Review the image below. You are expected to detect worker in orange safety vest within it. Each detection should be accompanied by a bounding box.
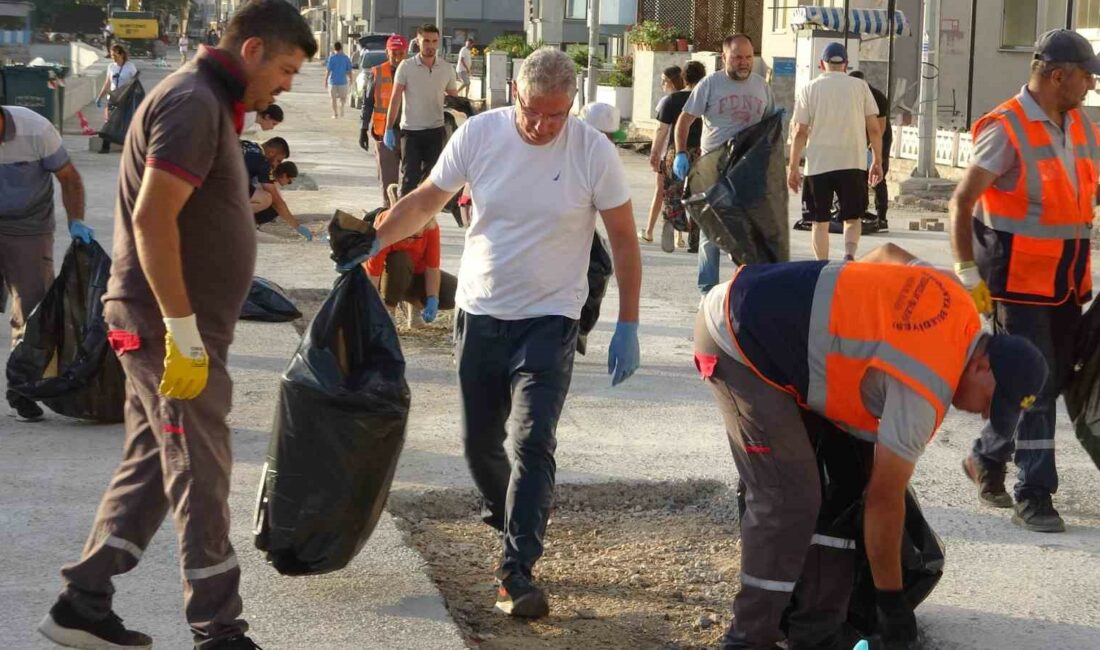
[950,29,1100,534]
[693,243,1047,649]
[359,34,408,207]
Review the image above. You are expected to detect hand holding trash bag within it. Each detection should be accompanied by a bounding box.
[875,589,918,646]
[69,220,95,244]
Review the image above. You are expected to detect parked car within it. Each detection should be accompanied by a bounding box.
[351,50,387,109]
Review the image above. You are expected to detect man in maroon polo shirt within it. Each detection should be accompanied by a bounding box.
[38,3,316,649]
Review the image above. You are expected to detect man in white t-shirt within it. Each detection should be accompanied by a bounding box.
[372,47,642,620]
[788,42,883,261]
[456,37,474,97]
[178,33,190,62]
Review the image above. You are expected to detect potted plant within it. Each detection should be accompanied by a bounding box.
[596,55,633,120]
[627,20,676,52]
[671,31,690,52]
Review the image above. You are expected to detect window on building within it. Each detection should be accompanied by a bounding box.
[1078,0,1100,29]
[1003,0,1038,48]
[566,0,586,20]
[772,2,795,32]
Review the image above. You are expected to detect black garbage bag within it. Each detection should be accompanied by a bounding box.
[684,110,790,265]
[5,240,125,423]
[254,212,410,576]
[240,277,302,322]
[1063,298,1100,473]
[577,233,612,356]
[99,76,145,145]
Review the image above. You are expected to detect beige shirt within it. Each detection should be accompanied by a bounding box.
[792,71,878,176]
[394,54,457,130]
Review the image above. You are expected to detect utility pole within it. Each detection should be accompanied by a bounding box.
[1068,0,1076,28]
[436,0,444,31]
[585,0,601,106]
[913,0,940,179]
[368,0,375,33]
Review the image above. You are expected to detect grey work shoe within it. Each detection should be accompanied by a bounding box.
[38,599,152,649]
[962,455,1013,508]
[1012,493,1066,533]
[661,218,676,253]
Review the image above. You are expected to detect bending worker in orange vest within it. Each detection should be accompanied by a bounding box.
[694,244,1047,649]
[359,34,408,208]
[950,29,1099,533]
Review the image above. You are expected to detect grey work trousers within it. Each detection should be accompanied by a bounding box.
[59,333,247,647]
[0,231,54,347]
[694,311,855,650]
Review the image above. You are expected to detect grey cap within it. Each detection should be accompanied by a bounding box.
[1034,29,1100,74]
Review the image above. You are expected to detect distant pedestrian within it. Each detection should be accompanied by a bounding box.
[0,106,90,422]
[95,44,137,111]
[178,33,190,62]
[325,41,354,118]
[38,2,316,648]
[456,37,474,97]
[849,69,892,231]
[360,34,409,207]
[373,47,641,620]
[384,24,457,197]
[672,34,774,299]
[787,42,883,261]
[640,65,684,246]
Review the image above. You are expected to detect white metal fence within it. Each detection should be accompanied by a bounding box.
[892,126,973,169]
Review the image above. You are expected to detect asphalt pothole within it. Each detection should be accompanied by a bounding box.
[389,480,742,649]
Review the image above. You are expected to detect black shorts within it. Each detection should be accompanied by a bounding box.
[254,207,278,225]
[806,169,868,223]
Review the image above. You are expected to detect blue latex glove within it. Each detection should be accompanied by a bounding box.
[853,642,869,650]
[69,220,95,244]
[296,224,313,241]
[335,239,382,273]
[95,97,103,109]
[608,321,640,387]
[422,295,439,323]
[383,128,398,150]
[672,152,690,181]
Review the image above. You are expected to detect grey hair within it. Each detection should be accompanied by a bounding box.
[1032,59,1078,76]
[516,47,577,98]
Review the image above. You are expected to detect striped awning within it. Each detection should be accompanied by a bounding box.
[791,7,909,37]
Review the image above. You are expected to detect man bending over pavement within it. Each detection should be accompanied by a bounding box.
[364,210,456,326]
[242,137,311,239]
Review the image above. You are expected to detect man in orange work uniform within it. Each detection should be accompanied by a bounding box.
[950,29,1100,533]
[694,244,1047,649]
[359,35,408,208]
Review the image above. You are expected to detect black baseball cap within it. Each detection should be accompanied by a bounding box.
[986,335,1049,437]
[1034,29,1100,74]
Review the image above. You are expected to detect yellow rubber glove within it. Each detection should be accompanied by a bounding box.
[160,314,209,400]
[954,261,993,315]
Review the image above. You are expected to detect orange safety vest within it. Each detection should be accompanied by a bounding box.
[972,96,1099,305]
[370,61,396,139]
[725,261,982,438]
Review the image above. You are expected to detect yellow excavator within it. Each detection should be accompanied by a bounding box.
[108,0,159,56]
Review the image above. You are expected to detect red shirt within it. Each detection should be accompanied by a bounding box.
[365,214,441,275]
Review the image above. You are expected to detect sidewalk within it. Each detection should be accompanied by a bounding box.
[2,59,1099,649]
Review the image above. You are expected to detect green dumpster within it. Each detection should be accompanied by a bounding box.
[2,65,69,133]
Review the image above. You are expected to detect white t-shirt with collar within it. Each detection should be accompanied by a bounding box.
[430,107,631,320]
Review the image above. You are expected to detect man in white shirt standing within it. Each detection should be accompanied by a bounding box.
[373,47,642,620]
[788,42,883,261]
[456,37,474,97]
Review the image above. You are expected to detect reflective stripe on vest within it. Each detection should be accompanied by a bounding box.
[974,98,1098,238]
[370,62,395,138]
[728,262,981,438]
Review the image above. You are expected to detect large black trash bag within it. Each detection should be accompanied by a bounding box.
[254,212,410,576]
[99,76,145,146]
[239,277,302,322]
[1063,298,1100,473]
[577,233,612,356]
[684,110,790,265]
[6,240,125,422]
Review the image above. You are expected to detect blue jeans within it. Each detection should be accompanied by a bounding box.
[972,300,1080,500]
[455,311,578,577]
[697,229,721,294]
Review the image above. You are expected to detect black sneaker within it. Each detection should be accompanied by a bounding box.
[495,572,550,618]
[877,219,889,232]
[201,634,263,649]
[962,455,1013,508]
[38,599,152,649]
[8,391,44,422]
[1013,493,1066,533]
[843,254,855,262]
